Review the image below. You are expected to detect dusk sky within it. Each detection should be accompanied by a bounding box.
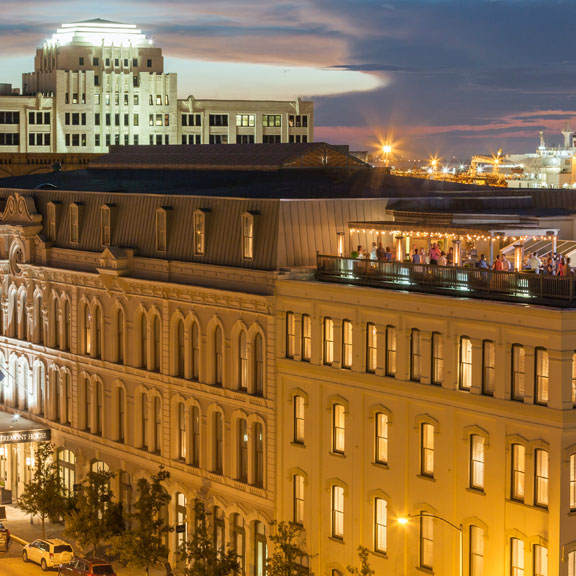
[2,0,576,159]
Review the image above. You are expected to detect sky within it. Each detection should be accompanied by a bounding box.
[2,0,576,159]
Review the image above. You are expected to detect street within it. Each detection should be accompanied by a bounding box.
[0,540,48,576]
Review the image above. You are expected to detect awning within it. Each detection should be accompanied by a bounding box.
[0,410,51,444]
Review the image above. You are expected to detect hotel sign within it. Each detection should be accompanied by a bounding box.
[0,429,51,444]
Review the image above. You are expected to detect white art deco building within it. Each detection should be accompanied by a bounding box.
[0,19,314,153]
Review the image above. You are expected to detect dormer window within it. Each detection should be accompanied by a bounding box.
[194,209,207,256]
[69,203,80,244]
[156,207,168,252]
[242,212,254,260]
[47,201,58,242]
[100,205,111,246]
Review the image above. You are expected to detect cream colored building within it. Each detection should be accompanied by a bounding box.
[0,19,313,154]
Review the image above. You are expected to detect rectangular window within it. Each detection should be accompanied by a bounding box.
[421,423,434,477]
[470,435,485,490]
[374,498,387,553]
[182,113,202,127]
[460,337,473,390]
[209,134,228,144]
[386,326,396,377]
[294,395,305,444]
[375,412,388,465]
[535,348,549,405]
[411,329,421,381]
[236,134,255,144]
[366,323,377,373]
[101,206,111,246]
[470,526,484,576]
[511,444,525,501]
[193,211,205,255]
[209,114,229,127]
[286,312,296,359]
[331,486,344,539]
[420,515,433,569]
[332,404,345,454]
[324,318,334,365]
[156,209,167,252]
[535,449,549,507]
[0,111,19,124]
[288,114,309,128]
[236,114,256,127]
[534,544,548,576]
[571,454,576,510]
[512,345,525,401]
[263,134,281,143]
[242,213,254,259]
[263,114,282,127]
[293,474,304,525]
[155,113,163,126]
[511,538,524,576]
[482,340,495,395]
[431,332,443,385]
[301,315,311,362]
[0,133,19,146]
[338,320,352,369]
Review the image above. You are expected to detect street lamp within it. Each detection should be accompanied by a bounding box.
[382,144,392,167]
[397,512,463,576]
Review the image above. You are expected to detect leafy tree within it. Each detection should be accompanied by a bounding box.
[266,521,312,576]
[180,501,240,576]
[64,468,124,556]
[111,466,173,576]
[346,546,374,576]
[17,442,67,538]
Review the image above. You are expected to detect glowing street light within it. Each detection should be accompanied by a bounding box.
[382,144,393,167]
[397,512,463,576]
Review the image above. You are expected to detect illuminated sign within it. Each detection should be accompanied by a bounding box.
[0,429,51,444]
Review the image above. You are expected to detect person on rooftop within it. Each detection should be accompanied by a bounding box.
[493,254,504,271]
[527,252,541,273]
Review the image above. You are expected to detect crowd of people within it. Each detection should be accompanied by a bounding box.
[353,243,573,276]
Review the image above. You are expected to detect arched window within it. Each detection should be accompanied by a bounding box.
[63,371,72,426]
[152,315,161,372]
[141,392,148,449]
[252,422,264,487]
[34,362,45,415]
[8,289,17,338]
[83,377,91,432]
[52,369,60,421]
[153,396,161,453]
[191,322,200,381]
[238,331,248,391]
[213,411,223,473]
[140,313,148,368]
[176,320,185,377]
[253,333,264,396]
[63,299,71,352]
[117,387,125,443]
[18,292,27,340]
[17,360,28,411]
[238,418,248,482]
[177,402,186,460]
[94,305,102,359]
[53,297,60,349]
[116,308,124,364]
[214,326,223,386]
[175,493,188,549]
[95,380,103,435]
[83,304,91,356]
[191,405,200,467]
[58,449,76,497]
[35,294,43,345]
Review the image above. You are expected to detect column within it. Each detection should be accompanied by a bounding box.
[548,349,574,410]
[514,244,524,272]
[420,331,432,385]
[395,236,404,262]
[332,318,343,370]
[494,341,509,400]
[470,338,483,395]
[397,327,411,381]
[523,346,535,405]
[453,240,462,266]
[376,326,387,377]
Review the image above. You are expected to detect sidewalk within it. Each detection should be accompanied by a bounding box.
[2,504,176,575]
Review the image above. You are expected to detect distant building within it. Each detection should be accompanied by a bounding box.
[0,19,314,154]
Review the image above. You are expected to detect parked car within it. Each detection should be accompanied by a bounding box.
[0,521,9,552]
[58,557,116,576]
[22,537,74,571]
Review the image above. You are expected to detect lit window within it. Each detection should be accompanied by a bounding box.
[252,422,264,487]
[235,114,255,127]
[301,315,311,361]
[293,474,304,524]
[511,538,524,576]
[238,418,248,482]
[375,412,388,465]
[178,402,186,459]
[331,485,344,539]
[470,526,484,576]
[470,434,485,490]
[535,449,549,507]
[286,312,295,359]
[342,320,353,369]
[482,340,495,395]
[193,210,205,255]
[374,498,387,553]
[568,551,576,576]
[420,515,433,569]
[431,332,443,385]
[411,329,421,381]
[535,348,549,405]
[386,325,396,377]
[294,395,305,444]
[512,345,525,401]
[176,320,185,377]
[242,213,254,260]
[421,423,434,477]
[191,323,199,382]
[191,405,200,467]
[511,443,525,501]
[238,330,248,391]
[213,412,223,474]
[534,544,548,576]
[571,454,576,510]
[333,403,345,454]
[366,323,377,373]
[214,326,223,386]
[459,336,473,390]
[253,333,264,396]
[324,318,334,365]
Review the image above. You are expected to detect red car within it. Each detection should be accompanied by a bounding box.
[58,557,116,576]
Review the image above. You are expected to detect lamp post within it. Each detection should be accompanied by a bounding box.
[382,144,392,168]
[397,512,463,576]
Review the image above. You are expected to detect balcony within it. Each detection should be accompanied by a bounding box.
[316,255,576,308]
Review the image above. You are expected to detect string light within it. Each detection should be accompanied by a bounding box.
[348,228,557,242]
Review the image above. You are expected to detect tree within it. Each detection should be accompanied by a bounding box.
[64,468,124,556]
[180,501,240,576]
[346,546,374,576]
[17,442,67,538]
[111,466,173,576]
[266,521,313,576]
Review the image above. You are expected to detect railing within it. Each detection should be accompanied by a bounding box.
[316,255,576,307]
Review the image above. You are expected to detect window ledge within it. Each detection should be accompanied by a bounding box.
[290,442,306,449]
[417,474,436,482]
[466,487,486,496]
[328,536,345,545]
[372,462,389,470]
[331,451,346,459]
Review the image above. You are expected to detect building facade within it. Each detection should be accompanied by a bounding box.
[0,19,313,155]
